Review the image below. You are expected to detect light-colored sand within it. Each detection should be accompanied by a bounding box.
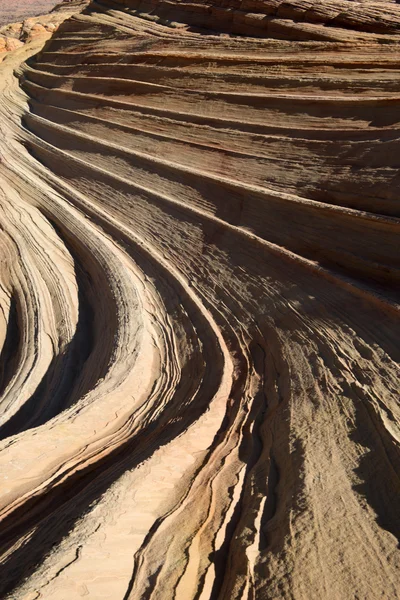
[0,1,399,598]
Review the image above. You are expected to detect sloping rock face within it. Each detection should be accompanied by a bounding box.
[0,1,399,598]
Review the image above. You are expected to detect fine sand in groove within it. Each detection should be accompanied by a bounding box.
[0,1,399,599]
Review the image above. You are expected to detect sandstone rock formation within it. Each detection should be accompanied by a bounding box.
[0,0,88,60]
[0,0,87,27]
[0,1,89,58]
[0,0,399,598]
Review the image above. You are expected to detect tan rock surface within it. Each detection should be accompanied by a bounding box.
[0,1,89,56]
[0,0,399,599]
[0,0,87,27]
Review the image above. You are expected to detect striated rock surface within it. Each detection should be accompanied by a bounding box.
[0,0,399,598]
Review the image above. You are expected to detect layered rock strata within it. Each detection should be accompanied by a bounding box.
[0,0,399,598]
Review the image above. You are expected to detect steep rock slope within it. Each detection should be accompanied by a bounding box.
[0,1,399,598]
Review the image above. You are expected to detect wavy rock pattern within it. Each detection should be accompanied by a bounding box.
[0,0,399,598]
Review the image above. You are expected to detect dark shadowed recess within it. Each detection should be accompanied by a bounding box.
[0,296,21,399]
[0,218,109,441]
[0,201,226,597]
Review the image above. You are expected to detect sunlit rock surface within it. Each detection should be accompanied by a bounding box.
[0,0,75,26]
[0,1,399,598]
[0,1,89,56]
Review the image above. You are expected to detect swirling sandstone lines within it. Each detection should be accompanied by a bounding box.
[0,0,399,598]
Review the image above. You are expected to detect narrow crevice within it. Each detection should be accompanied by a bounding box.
[0,295,21,398]
[259,452,280,550]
